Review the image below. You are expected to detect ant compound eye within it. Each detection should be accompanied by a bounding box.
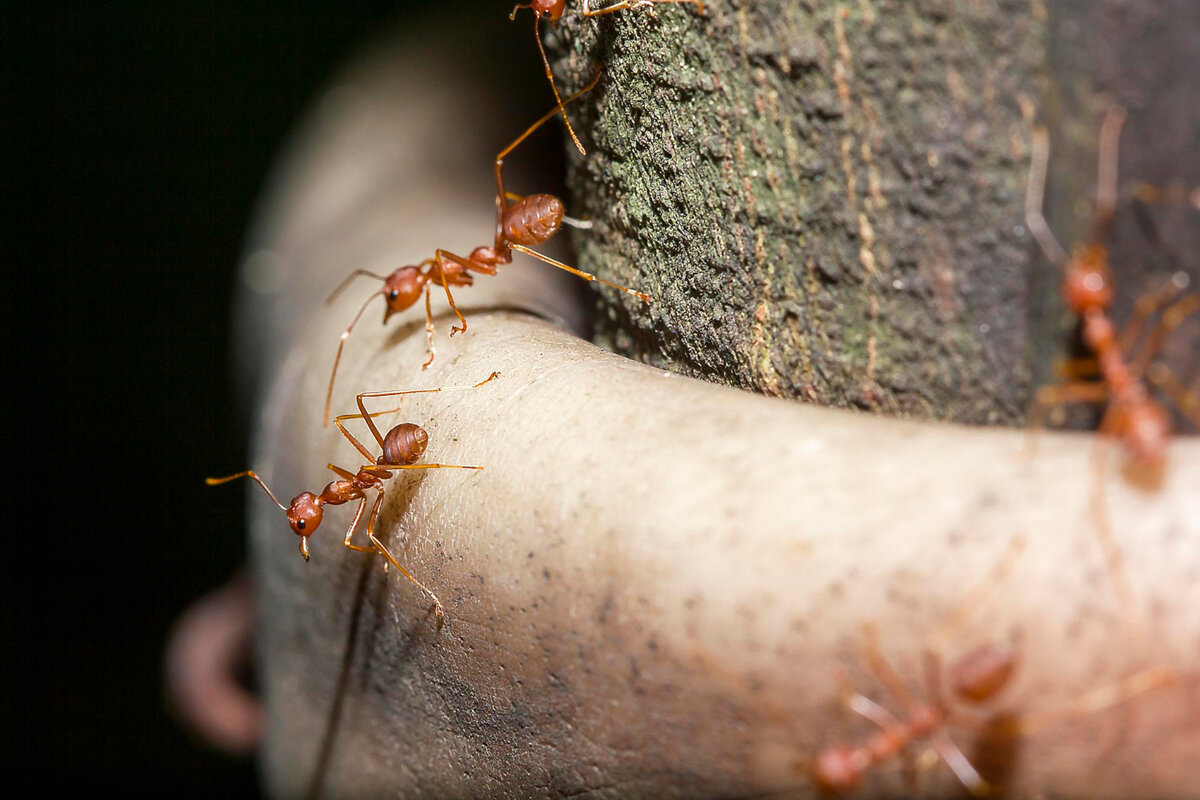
[296,519,306,530]
[388,289,400,301]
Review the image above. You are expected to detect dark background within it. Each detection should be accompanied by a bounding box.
[20,2,547,795]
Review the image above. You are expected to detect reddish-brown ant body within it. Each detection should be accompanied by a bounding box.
[1025,110,1200,604]
[323,73,649,425]
[1026,109,1199,470]
[810,540,1176,795]
[509,0,708,155]
[813,640,1015,796]
[209,373,500,624]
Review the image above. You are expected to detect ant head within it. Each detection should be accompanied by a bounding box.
[1063,244,1113,312]
[382,267,428,320]
[533,0,565,21]
[286,492,324,550]
[382,423,429,466]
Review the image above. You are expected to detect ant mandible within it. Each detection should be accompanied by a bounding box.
[509,0,708,155]
[209,372,500,625]
[322,71,651,426]
[1025,109,1200,602]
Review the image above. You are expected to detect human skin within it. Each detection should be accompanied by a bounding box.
[230,22,1200,800]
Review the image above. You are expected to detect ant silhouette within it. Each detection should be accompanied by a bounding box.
[509,0,708,155]
[209,373,500,624]
[1025,109,1200,604]
[323,72,650,426]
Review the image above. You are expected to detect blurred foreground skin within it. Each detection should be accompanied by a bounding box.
[226,23,1200,800]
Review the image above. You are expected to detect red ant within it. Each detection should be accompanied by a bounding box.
[509,0,708,155]
[811,541,1026,795]
[209,373,500,624]
[810,540,1177,795]
[322,72,650,426]
[1025,109,1200,603]
[812,639,1177,796]
[812,638,1016,796]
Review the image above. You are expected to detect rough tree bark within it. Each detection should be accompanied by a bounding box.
[552,0,1199,422]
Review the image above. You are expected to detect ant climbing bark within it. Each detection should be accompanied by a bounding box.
[1025,109,1200,606]
[209,373,500,625]
[509,0,707,155]
[322,72,650,426]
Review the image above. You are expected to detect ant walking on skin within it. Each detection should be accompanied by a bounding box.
[322,72,650,426]
[509,0,708,155]
[1025,109,1200,604]
[809,540,1177,796]
[209,373,500,624]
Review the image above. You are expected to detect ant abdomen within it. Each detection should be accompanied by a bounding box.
[382,423,429,466]
[504,193,564,245]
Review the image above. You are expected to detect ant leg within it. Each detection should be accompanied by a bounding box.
[432,251,471,335]
[1127,181,1200,211]
[928,731,988,796]
[581,0,707,18]
[1025,126,1070,267]
[324,291,384,428]
[326,463,357,481]
[509,243,652,302]
[527,16,585,156]
[1056,357,1101,380]
[372,463,485,472]
[1026,381,1109,454]
[860,625,918,713]
[1015,666,1177,736]
[362,491,445,624]
[1146,362,1200,426]
[340,496,372,551]
[1118,277,1186,358]
[332,414,384,464]
[1130,291,1200,377]
[1088,410,1135,611]
[1093,108,1127,232]
[926,538,1026,655]
[422,284,436,370]
[351,371,500,436]
[494,71,603,209]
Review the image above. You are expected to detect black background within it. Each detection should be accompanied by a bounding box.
[20,2,546,795]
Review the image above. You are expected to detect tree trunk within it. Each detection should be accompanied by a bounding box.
[552,0,1199,423]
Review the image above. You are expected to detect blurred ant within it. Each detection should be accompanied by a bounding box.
[813,640,1176,796]
[509,0,708,155]
[323,72,650,426]
[810,540,1026,795]
[809,540,1177,795]
[1025,109,1200,603]
[209,373,500,624]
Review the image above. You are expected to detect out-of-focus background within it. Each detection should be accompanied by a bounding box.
[19,2,550,794]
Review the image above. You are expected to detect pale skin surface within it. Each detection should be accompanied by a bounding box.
[232,22,1200,800]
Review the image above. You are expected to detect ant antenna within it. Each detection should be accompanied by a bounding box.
[206,470,287,511]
